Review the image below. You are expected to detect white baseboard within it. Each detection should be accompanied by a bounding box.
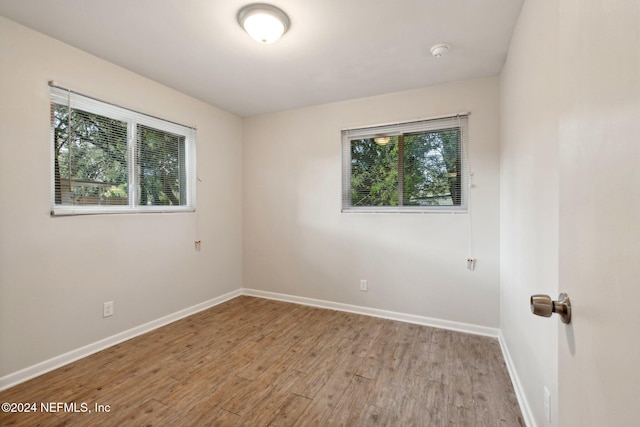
[242,288,499,338]
[0,289,242,392]
[498,330,536,427]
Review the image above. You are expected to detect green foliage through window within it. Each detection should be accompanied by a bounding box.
[137,125,186,206]
[52,104,129,206]
[50,86,195,214]
[342,116,467,211]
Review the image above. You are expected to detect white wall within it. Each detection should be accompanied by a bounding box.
[243,77,501,327]
[500,0,559,425]
[0,17,243,378]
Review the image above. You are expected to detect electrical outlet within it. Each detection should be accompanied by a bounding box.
[360,279,368,291]
[103,301,114,318]
[544,386,551,422]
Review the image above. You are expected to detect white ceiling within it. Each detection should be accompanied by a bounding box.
[0,0,523,117]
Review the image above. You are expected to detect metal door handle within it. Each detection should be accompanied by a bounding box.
[530,293,572,324]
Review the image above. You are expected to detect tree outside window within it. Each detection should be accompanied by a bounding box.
[50,85,195,215]
[342,115,467,212]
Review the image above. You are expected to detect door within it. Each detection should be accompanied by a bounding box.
[558,1,640,425]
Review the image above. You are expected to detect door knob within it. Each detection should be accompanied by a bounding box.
[530,293,571,324]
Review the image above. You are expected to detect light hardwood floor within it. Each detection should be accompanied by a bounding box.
[0,296,524,426]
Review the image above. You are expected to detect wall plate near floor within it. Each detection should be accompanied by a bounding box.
[544,386,551,422]
[103,301,114,318]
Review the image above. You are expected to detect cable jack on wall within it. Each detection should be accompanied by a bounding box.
[467,258,476,271]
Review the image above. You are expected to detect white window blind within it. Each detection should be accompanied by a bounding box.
[50,84,196,215]
[342,114,469,213]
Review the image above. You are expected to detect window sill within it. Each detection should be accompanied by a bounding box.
[50,205,195,216]
[341,206,468,214]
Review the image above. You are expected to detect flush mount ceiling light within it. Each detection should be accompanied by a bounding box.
[238,3,290,44]
[430,43,450,58]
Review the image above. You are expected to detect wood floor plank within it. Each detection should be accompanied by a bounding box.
[357,403,389,426]
[325,374,374,426]
[0,296,523,426]
[365,321,419,408]
[234,368,303,425]
[267,393,313,427]
[287,311,379,403]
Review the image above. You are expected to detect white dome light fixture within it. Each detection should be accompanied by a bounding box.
[238,3,290,44]
[430,43,450,58]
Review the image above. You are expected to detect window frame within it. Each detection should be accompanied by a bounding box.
[49,85,196,216]
[341,114,469,214]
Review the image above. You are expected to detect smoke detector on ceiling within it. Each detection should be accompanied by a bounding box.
[430,43,450,58]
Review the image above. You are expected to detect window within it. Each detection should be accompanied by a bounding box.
[342,114,468,212]
[50,84,196,215]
